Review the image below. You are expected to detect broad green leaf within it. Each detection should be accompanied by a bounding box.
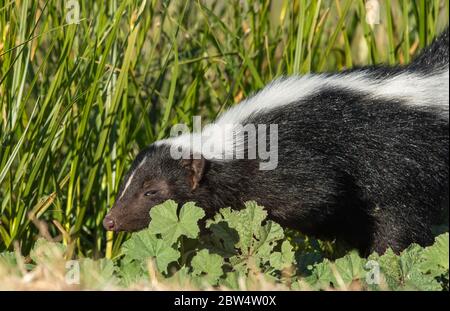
[254,221,287,269]
[207,202,294,275]
[191,249,224,285]
[374,243,443,290]
[148,200,205,244]
[209,203,268,254]
[402,269,441,290]
[377,248,402,290]
[122,229,180,274]
[231,201,268,253]
[304,258,334,289]
[304,251,367,290]
[333,251,366,285]
[269,240,295,270]
[118,259,146,287]
[420,233,449,277]
[397,244,441,290]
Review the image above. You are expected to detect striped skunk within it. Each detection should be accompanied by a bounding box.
[104,27,449,255]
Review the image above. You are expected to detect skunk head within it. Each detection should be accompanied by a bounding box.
[102,144,206,232]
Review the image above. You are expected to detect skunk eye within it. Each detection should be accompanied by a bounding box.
[144,190,159,196]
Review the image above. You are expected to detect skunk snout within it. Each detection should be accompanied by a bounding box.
[103,214,117,231]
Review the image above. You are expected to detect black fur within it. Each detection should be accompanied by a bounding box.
[407,27,449,73]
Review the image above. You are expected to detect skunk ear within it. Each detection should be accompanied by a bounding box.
[181,155,206,190]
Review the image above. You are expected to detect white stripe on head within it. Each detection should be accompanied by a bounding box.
[118,156,147,200]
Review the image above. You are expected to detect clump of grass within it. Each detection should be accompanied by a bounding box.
[0,0,448,259]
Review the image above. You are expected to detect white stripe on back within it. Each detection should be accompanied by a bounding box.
[156,67,449,159]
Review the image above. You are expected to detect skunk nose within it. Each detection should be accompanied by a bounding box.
[103,215,116,231]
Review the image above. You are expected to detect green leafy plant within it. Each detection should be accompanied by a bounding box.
[0,200,448,290]
[301,233,449,291]
[118,200,296,288]
[116,201,449,290]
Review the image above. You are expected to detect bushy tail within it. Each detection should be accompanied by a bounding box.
[408,26,449,73]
